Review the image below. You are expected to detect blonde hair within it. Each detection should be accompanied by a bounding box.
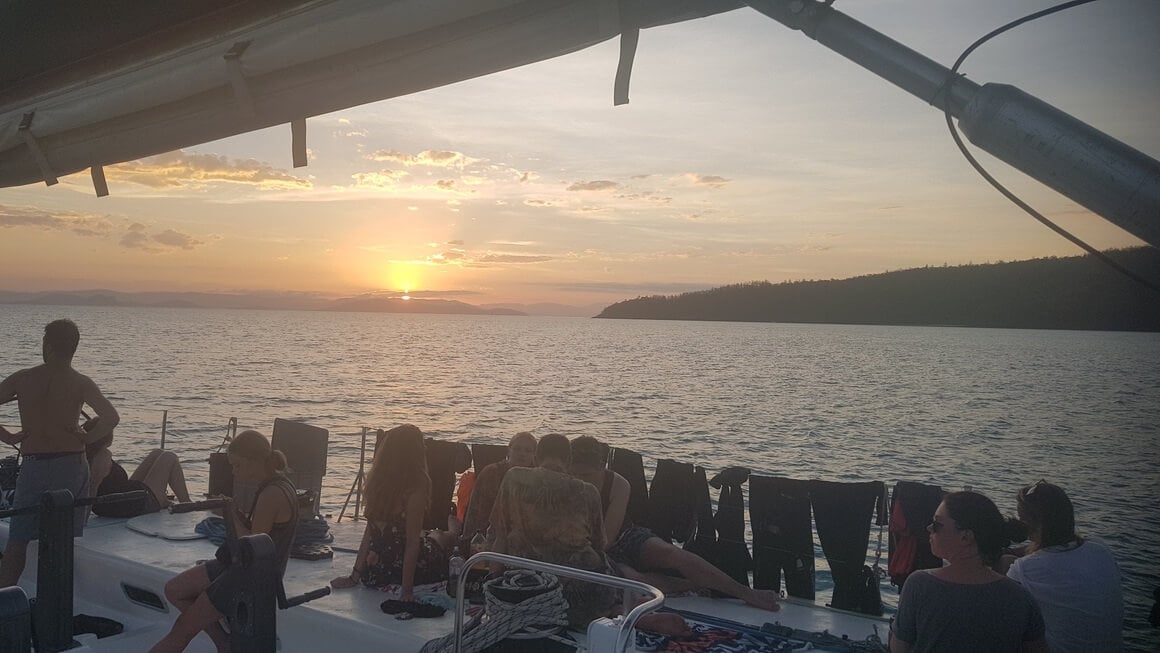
[228,430,288,476]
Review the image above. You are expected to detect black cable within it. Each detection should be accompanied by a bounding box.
[943,0,1160,294]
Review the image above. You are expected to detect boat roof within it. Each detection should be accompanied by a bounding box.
[0,0,742,190]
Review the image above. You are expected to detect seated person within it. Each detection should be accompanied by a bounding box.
[331,424,452,599]
[460,431,536,544]
[890,491,1046,653]
[89,447,192,517]
[1006,480,1123,652]
[569,436,779,612]
[151,430,298,653]
[489,434,688,636]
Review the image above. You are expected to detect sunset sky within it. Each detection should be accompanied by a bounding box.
[1,0,1157,307]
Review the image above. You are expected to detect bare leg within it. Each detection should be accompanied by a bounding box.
[164,564,211,614]
[637,538,780,611]
[0,540,28,588]
[149,590,228,653]
[89,447,113,497]
[616,563,698,594]
[135,450,191,506]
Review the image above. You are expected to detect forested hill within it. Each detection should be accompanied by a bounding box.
[596,248,1160,331]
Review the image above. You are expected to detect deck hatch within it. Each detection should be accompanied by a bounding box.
[121,583,167,612]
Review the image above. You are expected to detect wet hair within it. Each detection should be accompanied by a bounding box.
[228,430,287,476]
[1017,480,1077,551]
[570,436,607,469]
[535,433,571,466]
[365,424,430,521]
[44,319,80,358]
[942,490,1015,564]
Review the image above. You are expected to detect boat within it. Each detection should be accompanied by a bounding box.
[0,423,895,652]
[2,0,1156,650]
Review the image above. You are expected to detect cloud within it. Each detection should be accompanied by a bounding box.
[0,204,115,237]
[350,169,409,189]
[566,180,620,192]
[475,254,553,264]
[367,149,479,168]
[687,173,730,188]
[118,224,207,253]
[107,150,311,190]
[523,199,555,207]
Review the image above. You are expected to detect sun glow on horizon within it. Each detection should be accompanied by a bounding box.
[383,262,423,296]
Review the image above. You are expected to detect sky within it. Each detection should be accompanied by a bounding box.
[0,0,1157,307]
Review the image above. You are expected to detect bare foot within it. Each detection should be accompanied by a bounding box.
[636,613,691,637]
[742,588,781,611]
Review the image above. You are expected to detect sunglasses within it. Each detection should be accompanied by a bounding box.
[1019,479,1049,501]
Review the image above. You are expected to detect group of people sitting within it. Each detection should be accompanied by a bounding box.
[889,481,1123,652]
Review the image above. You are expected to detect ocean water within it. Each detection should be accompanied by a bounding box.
[1,304,1157,648]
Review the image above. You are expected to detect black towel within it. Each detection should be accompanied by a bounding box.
[706,466,752,588]
[749,475,815,599]
[646,459,697,543]
[609,447,650,529]
[424,439,472,530]
[808,479,886,613]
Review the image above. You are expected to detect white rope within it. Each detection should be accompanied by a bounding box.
[421,570,570,653]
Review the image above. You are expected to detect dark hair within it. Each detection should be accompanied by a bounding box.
[365,424,430,521]
[228,430,288,476]
[535,433,571,465]
[44,319,80,358]
[943,490,1013,564]
[1017,480,1076,550]
[570,436,607,468]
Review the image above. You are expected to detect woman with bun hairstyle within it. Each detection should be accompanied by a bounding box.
[890,491,1047,653]
[151,430,298,653]
[1007,480,1123,652]
[330,424,449,600]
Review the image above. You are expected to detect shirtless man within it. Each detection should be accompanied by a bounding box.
[0,319,119,587]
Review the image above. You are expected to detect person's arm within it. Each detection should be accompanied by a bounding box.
[331,523,373,589]
[586,486,607,553]
[0,425,26,446]
[603,473,630,545]
[236,483,290,537]
[462,465,498,545]
[78,377,119,444]
[1021,639,1049,653]
[400,490,427,601]
[488,479,510,574]
[0,371,18,404]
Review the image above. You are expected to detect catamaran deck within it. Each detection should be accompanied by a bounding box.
[3,512,889,651]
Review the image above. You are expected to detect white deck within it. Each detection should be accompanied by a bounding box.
[2,513,888,651]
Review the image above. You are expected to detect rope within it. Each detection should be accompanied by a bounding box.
[420,570,570,653]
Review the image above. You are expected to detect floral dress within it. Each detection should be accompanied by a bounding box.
[361,512,449,589]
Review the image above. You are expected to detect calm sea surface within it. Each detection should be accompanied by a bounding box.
[1,304,1157,648]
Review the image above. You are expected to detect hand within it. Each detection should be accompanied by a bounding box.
[330,575,358,589]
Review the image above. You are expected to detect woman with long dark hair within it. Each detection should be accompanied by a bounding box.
[890,491,1047,653]
[151,430,298,653]
[330,424,449,600]
[1007,480,1123,652]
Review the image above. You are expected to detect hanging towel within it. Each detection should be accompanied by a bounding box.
[424,439,471,530]
[470,443,508,474]
[888,481,944,588]
[706,466,752,588]
[808,479,886,613]
[749,475,815,600]
[683,466,717,561]
[609,447,650,529]
[646,459,697,543]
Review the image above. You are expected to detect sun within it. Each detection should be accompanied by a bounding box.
[384,262,422,296]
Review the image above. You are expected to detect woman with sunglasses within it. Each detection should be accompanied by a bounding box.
[1006,480,1123,652]
[890,491,1047,653]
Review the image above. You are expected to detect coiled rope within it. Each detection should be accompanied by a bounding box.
[420,569,570,653]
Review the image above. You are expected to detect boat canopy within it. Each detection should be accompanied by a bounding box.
[0,0,742,192]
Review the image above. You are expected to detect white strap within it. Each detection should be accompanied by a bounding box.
[18,112,58,186]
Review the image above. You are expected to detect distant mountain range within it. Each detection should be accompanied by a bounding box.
[597,247,1160,332]
[0,289,545,316]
